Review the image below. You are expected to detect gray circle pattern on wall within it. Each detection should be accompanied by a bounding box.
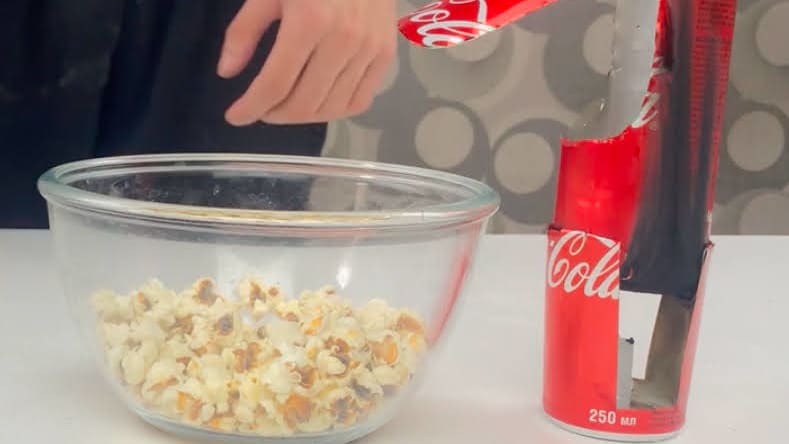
[378,98,491,180]
[322,0,789,234]
[487,119,568,226]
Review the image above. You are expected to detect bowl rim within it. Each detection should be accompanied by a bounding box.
[37,153,500,233]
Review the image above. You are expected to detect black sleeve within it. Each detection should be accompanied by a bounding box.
[0,0,326,228]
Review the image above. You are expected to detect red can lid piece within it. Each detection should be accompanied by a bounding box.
[399,0,560,48]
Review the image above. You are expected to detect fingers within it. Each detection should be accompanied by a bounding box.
[345,41,396,116]
[261,22,364,123]
[225,4,328,126]
[221,0,398,126]
[308,34,395,122]
[218,0,281,78]
[310,50,372,121]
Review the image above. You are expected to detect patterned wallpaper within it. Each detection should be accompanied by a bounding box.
[321,0,789,235]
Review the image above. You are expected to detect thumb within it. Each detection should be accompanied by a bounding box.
[218,0,282,78]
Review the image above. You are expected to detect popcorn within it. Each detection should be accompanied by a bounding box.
[158,386,180,415]
[372,365,401,387]
[206,415,237,431]
[235,403,255,425]
[130,318,166,345]
[325,387,358,426]
[199,404,216,423]
[297,409,334,434]
[265,320,304,349]
[358,299,397,333]
[301,314,324,336]
[350,367,384,401]
[238,278,283,308]
[102,323,129,348]
[316,350,347,377]
[106,344,128,377]
[369,333,400,366]
[132,291,153,314]
[188,317,212,350]
[193,278,221,305]
[145,358,181,387]
[261,361,299,395]
[121,349,146,385]
[275,300,301,322]
[91,290,123,321]
[92,277,427,437]
[179,378,204,403]
[282,393,313,427]
[396,311,426,336]
[256,407,292,436]
[239,373,265,405]
[211,311,239,347]
[138,340,160,369]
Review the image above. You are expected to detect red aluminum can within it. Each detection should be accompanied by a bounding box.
[398,0,560,48]
[399,0,737,440]
[543,228,713,440]
[544,0,735,440]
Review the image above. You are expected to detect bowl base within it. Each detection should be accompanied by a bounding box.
[134,406,389,444]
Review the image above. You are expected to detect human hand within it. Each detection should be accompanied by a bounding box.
[218,0,398,126]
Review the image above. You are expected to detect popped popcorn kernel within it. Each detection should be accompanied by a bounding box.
[325,337,351,356]
[90,276,428,437]
[372,365,400,387]
[106,344,128,377]
[283,393,312,427]
[302,315,323,336]
[317,350,347,376]
[396,311,426,336]
[239,278,266,305]
[138,340,160,369]
[261,360,298,395]
[92,289,123,322]
[232,342,261,373]
[130,318,166,345]
[193,278,220,305]
[325,387,357,426]
[239,374,264,404]
[206,414,236,431]
[370,335,399,366]
[133,292,152,314]
[102,323,129,348]
[199,404,216,423]
[121,349,146,385]
[350,368,383,400]
[145,358,181,386]
[295,365,317,390]
[275,300,301,322]
[406,332,427,353]
[235,403,255,425]
[358,299,397,332]
[297,409,334,433]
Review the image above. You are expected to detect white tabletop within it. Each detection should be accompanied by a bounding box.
[0,231,786,444]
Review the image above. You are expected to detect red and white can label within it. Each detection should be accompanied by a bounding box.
[543,228,712,436]
[398,0,559,48]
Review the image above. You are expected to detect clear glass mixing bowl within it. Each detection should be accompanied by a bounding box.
[38,154,499,444]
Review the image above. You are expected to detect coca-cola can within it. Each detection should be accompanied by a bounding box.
[543,228,713,441]
[399,0,737,440]
[544,0,736,439]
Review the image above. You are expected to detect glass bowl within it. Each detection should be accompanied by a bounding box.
[38,154,499,444]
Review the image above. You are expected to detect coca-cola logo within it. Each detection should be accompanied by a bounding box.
[547,231,620,299]
[406,0,495,48]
